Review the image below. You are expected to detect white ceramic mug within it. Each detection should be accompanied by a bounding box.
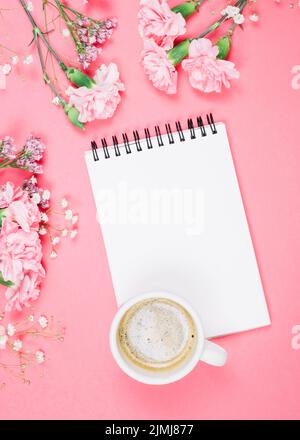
[110,292,227,385]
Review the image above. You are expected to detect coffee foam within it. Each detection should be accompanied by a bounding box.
[117,298,197,371]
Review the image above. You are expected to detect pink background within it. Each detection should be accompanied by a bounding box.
[0,0,300,420]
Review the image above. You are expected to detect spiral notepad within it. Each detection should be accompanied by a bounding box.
[85,115,270,338]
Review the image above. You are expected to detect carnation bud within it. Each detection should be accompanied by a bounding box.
[167,39,190,66]
[66,67,95,88]
[64,105,85,129]
[172,1,199,18]
[216,35,231,60]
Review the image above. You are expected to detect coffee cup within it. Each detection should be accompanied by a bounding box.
[110,292,227,385]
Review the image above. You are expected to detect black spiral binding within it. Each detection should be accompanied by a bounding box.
[91,113,217,161]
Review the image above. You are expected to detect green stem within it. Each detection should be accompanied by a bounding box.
[0,44,18,54]
[54,0,81,48]
[193,0,246,40]
[19,0,67,71]
[61,3,82,17]
[34,34,66,107]
[0,150,23,168]
[60,3,104,24]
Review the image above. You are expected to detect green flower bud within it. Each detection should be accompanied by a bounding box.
[172,1,199,18]
[167,39,190,66]
[216,35,231,60]
[66,67,95,88]
[65,105,85,130]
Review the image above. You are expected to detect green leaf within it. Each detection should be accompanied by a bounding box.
[0,272,14,288]
[216,35,231,60]
[0,208,6,229]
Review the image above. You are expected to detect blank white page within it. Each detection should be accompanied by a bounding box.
[85,122,270,338]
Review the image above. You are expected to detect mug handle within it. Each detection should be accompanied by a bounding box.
[200,340,227,367]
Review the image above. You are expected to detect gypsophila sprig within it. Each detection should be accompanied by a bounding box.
[22,177,79,259]
[0,310,65,386]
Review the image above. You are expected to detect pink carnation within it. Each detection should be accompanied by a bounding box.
[138,0,186,50]
[5,271,43,312]
[141,39,177,94]
[66,63,125,123]
[0,182,24,209]
[0,218,45,286]
[0,182,40,232]
[182,38,240,93]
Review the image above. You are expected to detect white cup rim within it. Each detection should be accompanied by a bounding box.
[109,291,205,385]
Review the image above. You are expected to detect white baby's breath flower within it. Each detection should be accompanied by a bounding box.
[221,5,240,18]
[89,36,96,44]
[27,1,34,11]
[50,250,58,259]
[38,316,48,329]
[36,350,45,364]
[2,64,12,75]
[71,215,78,225]
[0,334,8,350]
[51,236,60,245]
[43,189,51,200]
[30,175,37,184]
[40,213,48,223]
[70,229,78,239]
[62,28,70,37]
[7,323,16,337]
[39,226,47,236]
[13,340,23,352]
[52,96,60,105]
[249,13,259,22]
[234,14,245,25]
[61,228,68,237]
[28,315,34,322]
[32,192,41,204]
[60,198,68,208]
[65,209,73,220]
[23,55,34,65]
[11,55,19,65]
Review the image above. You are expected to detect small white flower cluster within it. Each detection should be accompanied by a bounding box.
[39,197,79,259]
[3,315,48,357]
[33,189,50,205]
[221,5,245,25]
[26,1,33,12]
[36,350,45,364]
[1,54,34,80]
[249,13,259,23]
[62,28,71,38]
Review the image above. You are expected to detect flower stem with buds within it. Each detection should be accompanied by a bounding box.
[54,0,81,49]
[168,0,247,65]
[19,0,86,129]
[193,0,247,40]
